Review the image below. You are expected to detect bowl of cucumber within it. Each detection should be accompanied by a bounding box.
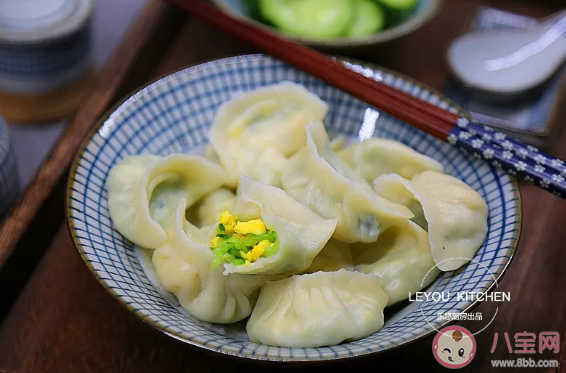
[212,0,442,50]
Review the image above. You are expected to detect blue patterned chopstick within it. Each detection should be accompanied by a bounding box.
[450,117,566,197]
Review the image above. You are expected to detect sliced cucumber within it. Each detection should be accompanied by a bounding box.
[376,0,418,26]
[258,0,354,39]
[243,0,262,21]
[377,0,418,11]
[347,0,385,38]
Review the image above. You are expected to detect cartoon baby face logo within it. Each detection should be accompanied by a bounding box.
[433,326,476,369]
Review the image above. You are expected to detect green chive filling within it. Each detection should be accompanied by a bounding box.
[209,212,279,269]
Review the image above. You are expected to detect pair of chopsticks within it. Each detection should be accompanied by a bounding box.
[166,0,566,199]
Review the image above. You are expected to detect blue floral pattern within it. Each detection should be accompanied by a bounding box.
[450,117,566,197]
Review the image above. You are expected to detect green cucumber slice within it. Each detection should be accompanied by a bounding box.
[243,0,262,20]
[376,0,418,26]
[258,0,354,39]
[347,0,385,38]
[377,0,418,11]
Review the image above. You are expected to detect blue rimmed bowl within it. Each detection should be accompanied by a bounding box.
[0,115,19,218]
[66,55,521,363]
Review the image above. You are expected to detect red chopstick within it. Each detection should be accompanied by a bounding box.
[164,0,566,199]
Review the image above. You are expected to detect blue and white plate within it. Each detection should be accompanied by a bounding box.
[66,55,521,362]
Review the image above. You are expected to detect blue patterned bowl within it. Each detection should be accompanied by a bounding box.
[0,115,19,218]
[66,55,521,362]
[212,0,442,50]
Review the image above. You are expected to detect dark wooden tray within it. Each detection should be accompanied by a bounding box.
[1,0,566,371]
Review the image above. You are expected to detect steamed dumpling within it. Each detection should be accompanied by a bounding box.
[338,138,443,183]
[352,221,440,306]
[106,154,225,248]
[373,171,488,271]
[203,143,220,163]
[187,188,236,227]
[281,121,413,243]
[373,174,427,229]
[209,82,328,187]
[246,270,389,348]
[243,147,289,188]
[152,201,267,324]
[305,239,353,273]
[216,176,337,275]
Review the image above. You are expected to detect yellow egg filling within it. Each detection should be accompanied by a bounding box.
[209,211,278,269]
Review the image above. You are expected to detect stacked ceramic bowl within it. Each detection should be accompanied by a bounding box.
[0,0,94,123]
[0,115,18,218]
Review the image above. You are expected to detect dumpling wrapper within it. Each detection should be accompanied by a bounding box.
[187,188,236,228]
[106,154,225,249]
[338,137,443,183]
[352,221,440,306]
[209,82,328,187]
[243,147,289,188]
[281,121,413,243]
[305,239,353,274]
[373,174,427,229]
[224,176,337,275]
[246,269,389,348]
[152,201,268,324]
[373,171,489,271]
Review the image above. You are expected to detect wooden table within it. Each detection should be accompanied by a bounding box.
[1,0,566,371]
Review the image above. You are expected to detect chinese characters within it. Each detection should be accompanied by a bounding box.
[491,332,559,354]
